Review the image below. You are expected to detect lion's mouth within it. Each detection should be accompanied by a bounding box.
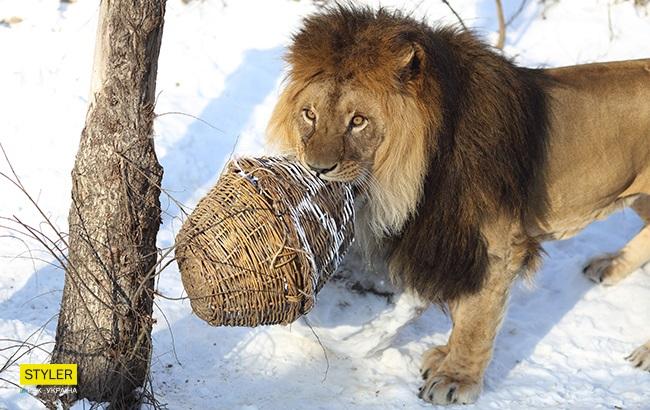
[318,173,351,182]
[316,166,367,186]
[301,162,356,184]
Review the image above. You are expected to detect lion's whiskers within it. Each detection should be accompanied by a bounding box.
[354,168,383,198]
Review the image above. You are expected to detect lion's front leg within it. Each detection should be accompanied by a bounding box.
[419,259,517,405]
[627,340,650,371]
[420,344,449,380]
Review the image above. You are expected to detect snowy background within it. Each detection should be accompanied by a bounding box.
[1,0,649,409]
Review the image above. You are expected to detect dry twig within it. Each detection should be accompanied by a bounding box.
[495,0,506,49]
[441,0,468,31]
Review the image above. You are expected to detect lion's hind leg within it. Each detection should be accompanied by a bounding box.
[582,195,650,372]
[627,340,650,371]
[583,195,650,285]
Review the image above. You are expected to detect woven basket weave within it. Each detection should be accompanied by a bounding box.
[175,157,355,327]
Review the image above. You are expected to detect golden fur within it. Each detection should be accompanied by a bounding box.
[267,60,434,238]
[266,5,650,406]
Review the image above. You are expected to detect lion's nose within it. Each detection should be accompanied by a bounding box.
[306,163,337,175]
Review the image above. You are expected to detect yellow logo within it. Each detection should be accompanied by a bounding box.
[19,364,77,386]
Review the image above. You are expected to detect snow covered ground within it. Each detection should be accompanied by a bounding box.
[1,0,649,409]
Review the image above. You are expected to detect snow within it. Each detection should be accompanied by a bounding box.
[1,0,649,409]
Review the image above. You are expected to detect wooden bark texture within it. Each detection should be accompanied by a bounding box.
[48,0,166,406]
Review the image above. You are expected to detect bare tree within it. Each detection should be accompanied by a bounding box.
[44,0,166,408]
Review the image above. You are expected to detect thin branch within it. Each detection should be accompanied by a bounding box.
[495,0,506,49]
[155,111,224,134]
[506,0,529,26]
[116,150,192,218]
[441,0,467,31]
[607,2,615,42]
[152,298,181,365]
[303,317,330,383]
[0,144,69,250]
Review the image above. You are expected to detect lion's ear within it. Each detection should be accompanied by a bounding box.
[398,43,425,84]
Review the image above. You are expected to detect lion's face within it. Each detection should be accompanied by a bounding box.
[266,10,437,236]
[267,73,432,236]
[283,80,386,183]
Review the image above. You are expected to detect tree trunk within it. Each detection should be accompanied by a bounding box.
[46,0,166,407]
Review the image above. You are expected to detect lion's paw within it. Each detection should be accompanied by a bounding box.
[583,253,629,286]
[626,342,650,372]
[418,372,481,405]
[420,345,449,380]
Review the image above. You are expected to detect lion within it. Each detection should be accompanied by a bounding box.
[265,5,650,405]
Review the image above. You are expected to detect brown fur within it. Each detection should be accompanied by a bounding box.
[268,5,549,303]
[267,4,650,406]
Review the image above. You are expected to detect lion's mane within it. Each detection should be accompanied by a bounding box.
[270,5,551,302]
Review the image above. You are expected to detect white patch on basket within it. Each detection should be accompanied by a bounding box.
[281,160,356,296]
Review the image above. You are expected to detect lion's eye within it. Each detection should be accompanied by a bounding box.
[350,115,367,128]
[302,108,317,123]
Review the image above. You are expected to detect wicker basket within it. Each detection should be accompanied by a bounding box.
[175,157,355,327]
